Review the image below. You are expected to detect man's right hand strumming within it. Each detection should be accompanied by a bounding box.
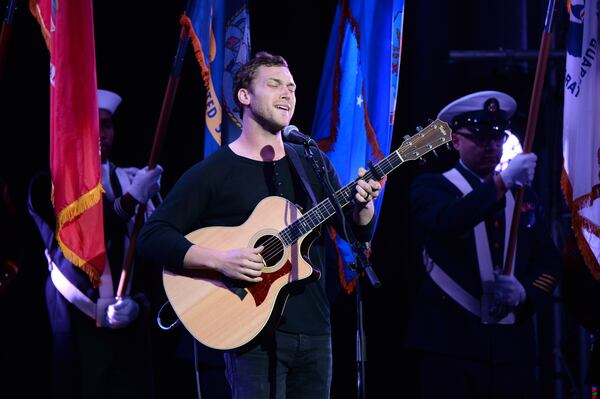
[184,245,265,282]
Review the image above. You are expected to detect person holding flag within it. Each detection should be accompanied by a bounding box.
[29,0,163,396]
[404,91,560,398]
[28,89,163,399]
[138,51,381,398]
[560,0,600,391]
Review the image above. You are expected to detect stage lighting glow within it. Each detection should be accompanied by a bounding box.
[495,130,523,172]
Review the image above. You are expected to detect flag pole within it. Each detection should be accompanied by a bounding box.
[503,0,557,275]
[116,15,191,297]
[0,0,18,81]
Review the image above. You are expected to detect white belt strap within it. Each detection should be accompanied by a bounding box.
[423,251,513,324]
[423,251,480,317]
[47,250,96,320]
[46,250,115,325]
[502,193,515,275]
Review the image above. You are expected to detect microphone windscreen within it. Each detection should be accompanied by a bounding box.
[282,125,299,139]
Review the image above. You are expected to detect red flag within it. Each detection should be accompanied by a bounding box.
[30,0,105,286]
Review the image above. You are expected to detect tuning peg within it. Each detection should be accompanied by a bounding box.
[419,157,427,165]
[432,149,439,157]
[446,143,452,150]
[427,118,434,124]
[415,126,423,132]
[403,134,411,141]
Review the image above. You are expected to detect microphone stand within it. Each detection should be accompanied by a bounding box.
[350,233,380,399]
[303,142,381,399]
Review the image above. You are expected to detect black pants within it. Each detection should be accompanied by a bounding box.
[224,330,332,399]
[416,352,537,399]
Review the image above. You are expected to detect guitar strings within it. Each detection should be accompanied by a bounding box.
[258,196,339,263]
[259,207,325,262]
[260,238,284,263]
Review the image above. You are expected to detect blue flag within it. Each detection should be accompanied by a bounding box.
[312,0,405,292]
[182,0,251,156]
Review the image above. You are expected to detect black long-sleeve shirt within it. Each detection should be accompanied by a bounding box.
[138,144,374,335]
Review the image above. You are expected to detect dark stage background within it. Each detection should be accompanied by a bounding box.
[1,0,592,398]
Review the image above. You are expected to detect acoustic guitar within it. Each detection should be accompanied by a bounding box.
[163,119,452,350]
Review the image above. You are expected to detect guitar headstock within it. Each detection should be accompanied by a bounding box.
[397,119,452,162]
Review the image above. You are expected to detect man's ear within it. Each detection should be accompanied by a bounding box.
[238,88,250,106]
[451,134,461,151]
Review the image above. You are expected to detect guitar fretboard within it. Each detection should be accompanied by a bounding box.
[278,120,451,246]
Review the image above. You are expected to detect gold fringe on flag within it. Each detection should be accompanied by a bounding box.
[54,181,105,287]
[561,167,600,280]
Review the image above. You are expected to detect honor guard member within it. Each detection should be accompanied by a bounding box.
[28,89,163,399]
[404,91,559,398]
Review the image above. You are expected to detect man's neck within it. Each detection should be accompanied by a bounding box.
[458,159,493,182]
[229,118,286,162]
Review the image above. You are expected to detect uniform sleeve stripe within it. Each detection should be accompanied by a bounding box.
[539,274,557,283]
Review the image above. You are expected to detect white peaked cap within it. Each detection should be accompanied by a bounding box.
[437,90,516,124]
[97,89,122,114]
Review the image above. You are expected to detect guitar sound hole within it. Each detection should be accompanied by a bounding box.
[254,235,284,267]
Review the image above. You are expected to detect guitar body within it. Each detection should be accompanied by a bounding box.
[163,196,318,350]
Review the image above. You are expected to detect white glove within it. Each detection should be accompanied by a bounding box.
[128,165,163,203]
[493,274,526,307]
[499,153,537,189]
[105,296,139,329]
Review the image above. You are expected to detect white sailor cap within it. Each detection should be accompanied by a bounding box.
[97,89,122,114]
[437,90,517,136]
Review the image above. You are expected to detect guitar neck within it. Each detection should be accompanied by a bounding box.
[278,119,452,247]
[277,146,406,247]
[279,150,404,246]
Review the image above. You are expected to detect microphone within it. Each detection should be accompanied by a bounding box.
[282,125,317,146]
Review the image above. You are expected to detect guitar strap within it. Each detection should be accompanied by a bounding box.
[284,142,318,208]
